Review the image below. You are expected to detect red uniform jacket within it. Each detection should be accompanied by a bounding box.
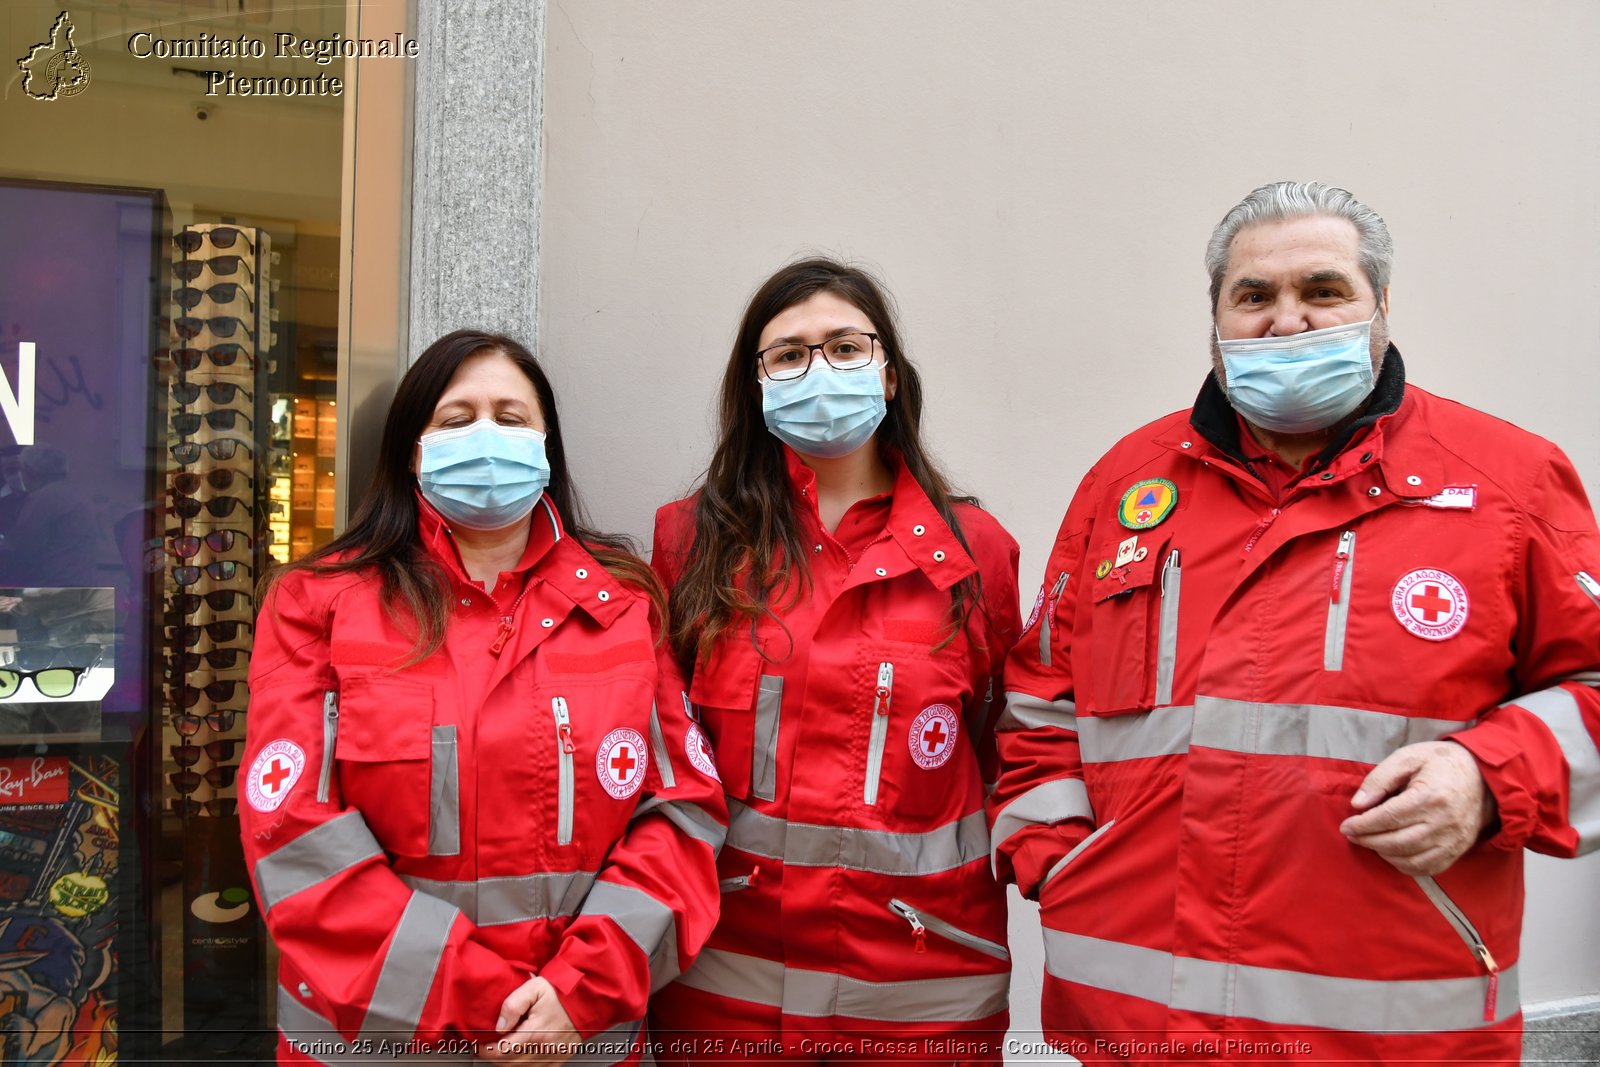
[991,354,1600,1064]
[650,451,1021,1057]
[241,498,726,1064]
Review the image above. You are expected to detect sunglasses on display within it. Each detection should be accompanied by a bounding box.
[172,739,239,767]
[170,530,247,558]
[172,709,239,736]
[172,381,252,407]
[4,643,104,672]
[172,470,252,496]
[174,283,254,311]
[167,796,239,817]
[170,494,250,521]
[172,680,247,708]
[170,590,247,617]
[172,409,253,435]
[167,621,251,647]
[174,228,255,255]
[0,664,97,700]
[169,765,239,793]
[174,315,252,341]
[171,438,251,464]
[170,648,243,672]
[171,560,247,586]
[173,256,254,283]
[170,344,251,371]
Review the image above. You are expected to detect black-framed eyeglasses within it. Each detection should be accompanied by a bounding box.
[170,344,251,372]
[170,648,244,673]
[166,621,252,647]
[172,470,252,496]
[756,332,881,382]
[172,560,247,586]
[170,766,239,794]
[172,708,239,736]
[168,796,238,817]
[173,256,254,282]
[175,283,255,311]
[172,739,239,767]
[172,381,252,407]
[6,643,104,672]
[0,664,97,700]
[172,680,247,708]
[171,589,247,616]
[171,437,251,464]
[172,409,252,435]
[170,494,248,521]
[174,227,255,255]
[174,315,252,340]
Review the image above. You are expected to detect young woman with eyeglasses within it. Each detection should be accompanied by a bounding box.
[240,330,724,1065]
[649,259,1020,1063]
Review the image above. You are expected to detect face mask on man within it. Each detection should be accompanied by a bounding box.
[760,362,887,459]
[1215,313,1379,434]
[417,419,551,530]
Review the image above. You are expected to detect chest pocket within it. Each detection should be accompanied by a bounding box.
[688,641,763,801]
[334,674,436,859]
[1082,529,1176,715]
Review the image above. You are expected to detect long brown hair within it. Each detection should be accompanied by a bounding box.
[269,330,664,662]
[669,258,980,671]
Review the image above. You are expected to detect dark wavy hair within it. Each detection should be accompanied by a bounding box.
[668,258,980,671]
[270,329,663,662]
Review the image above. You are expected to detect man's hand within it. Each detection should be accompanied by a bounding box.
[480,976,578,1066]
[1340,741,1496,876]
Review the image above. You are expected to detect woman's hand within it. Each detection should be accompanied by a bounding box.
[480,976,579,1066]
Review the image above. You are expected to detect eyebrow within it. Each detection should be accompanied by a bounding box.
[765,326,869,346]
[1228,277,1270,296]
[1303,269,1355,286]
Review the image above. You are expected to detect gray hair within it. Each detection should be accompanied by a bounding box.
[1206,181,1393,311]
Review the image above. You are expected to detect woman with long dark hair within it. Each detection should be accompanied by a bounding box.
[240,330,724,1065]
[649,260,1020,1062]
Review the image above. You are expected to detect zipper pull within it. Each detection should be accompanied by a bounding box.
[489,616,514,655]
[1242,508,1282,554]
[1330,531,1355,603]
[1478,945,1500,1022]
[874,662,894,717]
[890,900,927,953]
[552,697,574,754]
[323,690,339,723]
[1160,549,1181,595]
[747,864,760,887]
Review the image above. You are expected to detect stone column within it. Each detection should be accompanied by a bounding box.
[409,0,545,354]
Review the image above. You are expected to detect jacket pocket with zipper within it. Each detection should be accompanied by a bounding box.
[887,898,1010,962]
[1154,551,1182,705]
[1083,531,1174,715]
[551,696,575,846]
[1036,818,1117,904]
[1324,530,1357,672]
[1038,570,1070,667]
[1414,874,1504,1022]
[864,661,894,806]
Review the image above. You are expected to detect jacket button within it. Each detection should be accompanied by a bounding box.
[912,525,925,536]
[875,567,887,576]
[1181,441,1193,449]
[933,550,946,562]
[1359,451,1374,463]
[460,597,472,607]
[598,590,610,602]
[814,544,823,553]
[575,568,588,579]
[1320,472,1335,481]
[1368,487,1382,497]
[298,983,312,998]
[1406,475,1422,486]
[541,618,554,628]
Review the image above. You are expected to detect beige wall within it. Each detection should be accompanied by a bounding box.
[538,0,1600,1018]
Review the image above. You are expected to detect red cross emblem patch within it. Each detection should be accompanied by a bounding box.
[596,728,648,799]
[1391,568,1469,641]
[246,739,305,813]
[908,704,959,770]
[685,722,720,782]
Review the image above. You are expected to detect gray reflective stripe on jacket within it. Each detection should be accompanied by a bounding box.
[676,947,1009,1023]
[277,987,646,1065]
[358,891,460,1041]
[429,725,460,857]
[1077,697,1471,766]
[396,869,597,926]
[1508,685,1600,852]
[726,800,988,877]
[254,811,384,914]
[580,879,681,989]
[632,796,726,853]
[988,778,1093,873]
[1041,929,1519,1031]
[996,691,1077,733]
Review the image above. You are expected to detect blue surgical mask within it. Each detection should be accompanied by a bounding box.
[1216,314,1378,434]
[417,420,551,531]
[760,362,887,459]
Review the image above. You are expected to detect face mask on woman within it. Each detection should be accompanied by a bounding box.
[417,419,551,530]
[760,363,887,459]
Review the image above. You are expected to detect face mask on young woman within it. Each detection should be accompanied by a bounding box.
[417,419,551,530]
[1216,313,1379,434]
[760,362,887,459]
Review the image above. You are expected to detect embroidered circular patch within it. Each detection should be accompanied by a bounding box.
[908,704,959,770]
[247,739,305,813]
[596,728,648,799]
[1095,559,1113,580]
[1024,584,1046,631]
[1391,568,1469,641]
[685,723,720,782]
[1118,478,1178,530]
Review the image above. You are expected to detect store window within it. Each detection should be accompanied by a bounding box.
[1,1,410,1060]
